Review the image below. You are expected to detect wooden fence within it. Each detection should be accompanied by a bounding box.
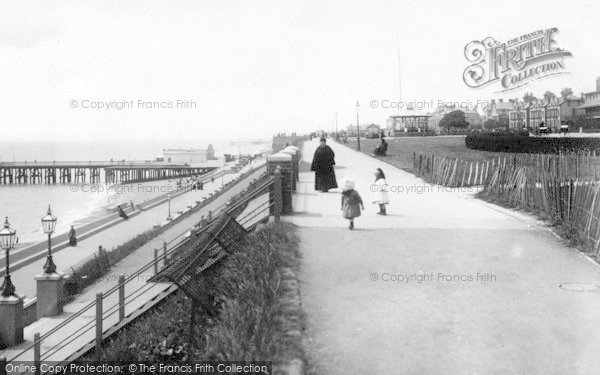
[413,151,600,254]
[412,152,600,188]
[482,163,600,255]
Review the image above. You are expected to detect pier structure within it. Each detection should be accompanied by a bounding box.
[0,161,216,185]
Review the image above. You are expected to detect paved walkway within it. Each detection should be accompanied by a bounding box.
[8,160,263,300]
[289,139,600,374]
[1,161,268,363]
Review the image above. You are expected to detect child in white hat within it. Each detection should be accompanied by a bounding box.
[340,178,364,230]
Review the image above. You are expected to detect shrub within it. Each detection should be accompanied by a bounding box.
[78,222,304,366]
[465,133,600,153]
[63,227,163,302]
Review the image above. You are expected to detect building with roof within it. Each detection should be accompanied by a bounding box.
[162,145,216,166]
[558,93,584,124]
[386,106,431,136]
[578,77,600,120]
[509,100,528,130]
[365,124,382,138]
[508,95,579,132]
[483,99,514,122]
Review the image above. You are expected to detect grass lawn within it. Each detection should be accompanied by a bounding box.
[342,136,511,173]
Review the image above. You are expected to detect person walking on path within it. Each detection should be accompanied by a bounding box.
[341,178,364,230]
[372,168,389,215]
[68,225,77,246]
[311,137,338,192]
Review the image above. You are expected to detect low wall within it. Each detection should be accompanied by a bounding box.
[272,135,308,153]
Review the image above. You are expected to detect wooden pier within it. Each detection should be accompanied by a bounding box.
[0,161,217,184]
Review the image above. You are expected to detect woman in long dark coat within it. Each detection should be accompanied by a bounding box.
[311,137,338,192]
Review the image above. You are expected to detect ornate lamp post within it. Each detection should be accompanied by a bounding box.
[41,205,58,274]
[0,217,18,297]
[356,101,361,151]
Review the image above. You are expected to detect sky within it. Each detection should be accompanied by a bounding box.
[1,0,599,142]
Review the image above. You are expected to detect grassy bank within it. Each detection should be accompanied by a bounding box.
[63,227,164,303]
[343,136,508,173]
[78,222,305,370]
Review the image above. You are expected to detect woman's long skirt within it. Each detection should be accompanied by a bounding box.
[314,170,338,192]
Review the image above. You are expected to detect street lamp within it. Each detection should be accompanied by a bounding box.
[356,101,361,151]
[335,113,339,141]
[0,217,17,297]
[167,194,172,221]
[41,205,58,274]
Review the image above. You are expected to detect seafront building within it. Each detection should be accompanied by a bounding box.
[162,145,215,164]
[386,106,431,136]
[579,77,600,120]
[505,77,599,131]
[160,145,224,167]
[365,124,381,138]
[482,99,514,123]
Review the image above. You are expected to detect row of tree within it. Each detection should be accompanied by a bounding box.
[438,111,508,131]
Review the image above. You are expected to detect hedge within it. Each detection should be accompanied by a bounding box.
[465,134,600,154]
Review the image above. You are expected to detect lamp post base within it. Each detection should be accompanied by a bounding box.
[1,275,16,297]
[43,255,58,274]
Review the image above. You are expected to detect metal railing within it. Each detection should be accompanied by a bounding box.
[1,169,279,371]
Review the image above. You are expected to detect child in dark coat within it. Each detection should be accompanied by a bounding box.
[341,178,364,230]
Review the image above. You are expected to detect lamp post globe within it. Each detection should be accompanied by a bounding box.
[0,217,17,297]
[41,205,58,274]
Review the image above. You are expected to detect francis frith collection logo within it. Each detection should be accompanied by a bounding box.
[463,27,572,92]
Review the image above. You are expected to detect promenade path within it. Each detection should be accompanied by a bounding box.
[289,139,600,374]
[1,160,268,363]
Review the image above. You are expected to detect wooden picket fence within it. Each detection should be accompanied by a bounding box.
[482,163,600,255]
[412,152,600,188]
[412,151,600,254]
[412,153,500,187]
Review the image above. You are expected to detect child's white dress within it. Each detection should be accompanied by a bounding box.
[373,178,389,204]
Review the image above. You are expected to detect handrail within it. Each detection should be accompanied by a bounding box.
[6,166,274,363]
[238,201,274,228]
[41,281,157,361]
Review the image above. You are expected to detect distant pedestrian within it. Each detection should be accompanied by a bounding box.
[211,177,214,183]
[372,168,389,215]
[311,137,338,192]
[118,205,129,220]
[341,178,364,230]
[68,226,77,246]
[372,138,388,156]
[130,200,135,211]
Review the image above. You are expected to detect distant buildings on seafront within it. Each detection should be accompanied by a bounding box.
[355,76,600,136]
[159,145,224,167]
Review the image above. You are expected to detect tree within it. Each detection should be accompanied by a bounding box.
[439,110,469,130]
[483,118,507,130]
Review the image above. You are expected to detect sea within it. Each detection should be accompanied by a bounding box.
[0,139,271,245]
